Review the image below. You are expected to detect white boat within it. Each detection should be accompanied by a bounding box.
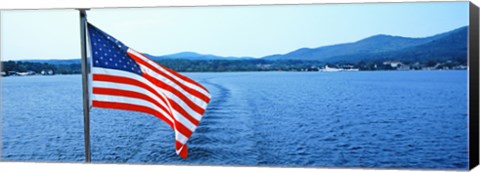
[16,72,30,76]
[321,65,343,72]
[320,65,360,72]
[344,68,360,71]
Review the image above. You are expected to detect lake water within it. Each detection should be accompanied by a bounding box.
[1,71,469,169]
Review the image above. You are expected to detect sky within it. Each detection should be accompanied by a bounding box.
[0,1,469,60]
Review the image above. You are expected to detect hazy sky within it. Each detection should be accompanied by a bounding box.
[1,2,469,60]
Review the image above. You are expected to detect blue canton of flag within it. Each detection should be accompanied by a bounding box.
[88,24,142,75]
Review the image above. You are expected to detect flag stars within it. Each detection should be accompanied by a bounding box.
[90,26,141,75]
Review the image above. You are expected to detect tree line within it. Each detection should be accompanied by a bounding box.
[1,58,467,75]
[1,61,81,75]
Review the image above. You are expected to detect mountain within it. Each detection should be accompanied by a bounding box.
[145,52,254,61]
[6,26,467,65]
[370,26,467,63]
[263,26,468,63]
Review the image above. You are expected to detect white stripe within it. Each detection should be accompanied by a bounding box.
[176,132,188,145]
[176,146,185,154]
[92,80,170,113]
[92,94,174,123]
[92,67,196,146]
[92,94,190,145]
[140,64,208,107]
[92,81,198,131]
[92,67,204,121]
[128,49,211,98]
[92,67,205,120]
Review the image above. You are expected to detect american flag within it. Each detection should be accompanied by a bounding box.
[87,23,211,159]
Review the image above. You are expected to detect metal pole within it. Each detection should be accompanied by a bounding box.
[79,9,91,163]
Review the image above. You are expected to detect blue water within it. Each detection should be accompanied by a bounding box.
[1,71,468,169]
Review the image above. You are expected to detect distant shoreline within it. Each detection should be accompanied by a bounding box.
[1,68,468,78]
[1,57,467,76]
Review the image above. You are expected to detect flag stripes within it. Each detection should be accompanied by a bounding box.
[87,23,211,159]
[127,50,210,96]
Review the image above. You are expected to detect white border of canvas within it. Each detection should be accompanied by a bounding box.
[0,0,477,172]
[0,0,470,10]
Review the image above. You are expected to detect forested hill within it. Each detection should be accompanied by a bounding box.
[263,26,467,63]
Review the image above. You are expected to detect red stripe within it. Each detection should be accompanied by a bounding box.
[162,66,208,92]
[175,140,188,159]
[93,74,170,111]
[93,74,202,125]
[127,51,210,95]
[176,140,183,150]
[169,100,199,126]
[93,87,172,119]
[92,100,174,129]
[178,144,188,159]
[130,53,211,103]
[91,100,194,140]
[127,51,210,102]
[143,73,206,115]
[94,87,200,126]
[93,73,202,130]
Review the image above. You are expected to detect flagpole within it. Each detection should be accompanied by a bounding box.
[79,9,91,163]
